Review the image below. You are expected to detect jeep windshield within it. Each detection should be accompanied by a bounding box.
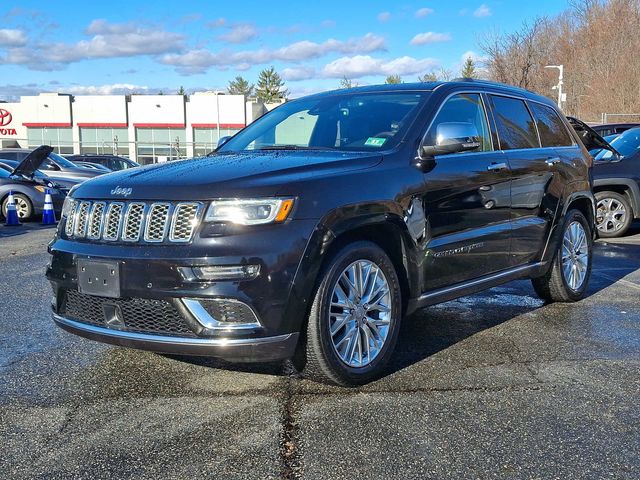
[218,91,429,153]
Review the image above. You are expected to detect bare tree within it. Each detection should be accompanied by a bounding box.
[479,0,640,121]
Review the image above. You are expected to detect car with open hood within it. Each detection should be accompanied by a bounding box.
[47,80,597,386]
[0,148,106,182]
[0,146,75,219]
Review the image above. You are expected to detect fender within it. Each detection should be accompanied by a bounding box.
[281,202,423,331]
[593,178,640,216]
[539,189,596,268]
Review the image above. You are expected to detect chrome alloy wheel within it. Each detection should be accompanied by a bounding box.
[596,197,627,234]
[562,221,589,291]
[3,196,30,218]
[328,260,392,368]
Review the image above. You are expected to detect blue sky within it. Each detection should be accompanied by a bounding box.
[0,0,568,99]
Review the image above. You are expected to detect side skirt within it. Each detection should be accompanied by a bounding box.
[406,262,547,315]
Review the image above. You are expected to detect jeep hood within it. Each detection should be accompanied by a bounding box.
[567,117,621,156]
[72,150,383,200]
[11,145,54,177]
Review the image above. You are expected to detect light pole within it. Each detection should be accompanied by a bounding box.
[213,90,223,146]
[545,64,565,109]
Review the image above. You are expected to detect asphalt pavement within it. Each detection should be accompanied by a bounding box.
[1,222,639,479]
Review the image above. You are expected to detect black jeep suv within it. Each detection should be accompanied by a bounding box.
[47,81,596,385]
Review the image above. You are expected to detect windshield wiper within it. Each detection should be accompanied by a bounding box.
[256,145,330,151]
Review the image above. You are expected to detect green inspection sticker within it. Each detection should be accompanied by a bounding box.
[364,137,387,147]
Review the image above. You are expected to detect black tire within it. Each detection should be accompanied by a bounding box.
[595,191,633,238]
[2,193,33,220]
[303,241,402,386]
[532,209,593,302]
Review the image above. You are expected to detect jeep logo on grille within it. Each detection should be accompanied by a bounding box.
[110,186,133,197]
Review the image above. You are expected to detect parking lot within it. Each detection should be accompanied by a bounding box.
[1,223,639,479]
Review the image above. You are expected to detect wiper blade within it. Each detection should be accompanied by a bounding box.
[256,145,328,151]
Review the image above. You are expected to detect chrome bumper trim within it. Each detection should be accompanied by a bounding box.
[52,313,292,347]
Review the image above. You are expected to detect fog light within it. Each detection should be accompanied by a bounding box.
[192,264,260,281]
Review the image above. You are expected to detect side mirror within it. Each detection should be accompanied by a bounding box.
[420,122,481,160]
[217,136,232,149]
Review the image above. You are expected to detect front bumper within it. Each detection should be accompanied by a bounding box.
[53,313,299,362]
[47,218,320,362]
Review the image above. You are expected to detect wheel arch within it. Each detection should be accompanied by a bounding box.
[593,178,639,216]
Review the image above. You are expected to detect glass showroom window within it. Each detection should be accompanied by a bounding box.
[193,127,242,156]
[80,128,130,156]
[136,128,186,165]
[27,127,74,154]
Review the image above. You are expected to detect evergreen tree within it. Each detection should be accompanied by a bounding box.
[461,57,477,79]
[385,74,402,84]
[227,76,254,97]
[255,67,288,102]
[339,76,358,89]
[177,86,186,95]
[418,72,438,82]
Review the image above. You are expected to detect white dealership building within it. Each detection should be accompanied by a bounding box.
[0,92,274,164]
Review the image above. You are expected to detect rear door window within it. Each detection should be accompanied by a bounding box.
[490,95,540,150]
[529,102,573,147]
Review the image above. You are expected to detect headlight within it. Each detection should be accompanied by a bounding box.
[61,196,75,218]
[204,198,294,225]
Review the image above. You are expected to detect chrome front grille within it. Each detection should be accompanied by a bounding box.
[65,200,202,244]
[123,203,145,241]
[87,202,106,239]
[144,203,171,242]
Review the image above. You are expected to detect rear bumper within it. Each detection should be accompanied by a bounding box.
[53,313,299,362]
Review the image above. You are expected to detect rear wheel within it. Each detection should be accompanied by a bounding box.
[595,191,633,238]
[303,241,402,386]
[2,193,33,219]
[532,209,592,302]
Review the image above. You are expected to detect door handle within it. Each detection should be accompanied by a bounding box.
[487,162,509,171]
[545,157,561,166]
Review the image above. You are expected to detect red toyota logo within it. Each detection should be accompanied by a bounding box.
[0,109,12,127]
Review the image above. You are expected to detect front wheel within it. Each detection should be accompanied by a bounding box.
[532,209,593,302]
[2,193,33,219]
[303,241,402,386]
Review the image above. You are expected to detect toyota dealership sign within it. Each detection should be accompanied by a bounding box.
[0,108,17,135]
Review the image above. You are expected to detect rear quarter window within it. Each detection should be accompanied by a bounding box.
[490,95,539,150]
[529,102,573,147]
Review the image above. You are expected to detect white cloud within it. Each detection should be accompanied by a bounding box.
[415,8,434,18]
[65,83,150,95]
[377,12,391,22]
[473,4,491,17]
[217,23,258,44]
[207,18,226,28]
[281,66,317,81]
[161,33,387,75]
[322,55,439,79]
[0,20,185,70]
[410,32,451,45]
[320,19,336,28]
[0,28,27,47]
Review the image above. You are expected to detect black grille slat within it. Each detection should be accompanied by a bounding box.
[60,290,197,338]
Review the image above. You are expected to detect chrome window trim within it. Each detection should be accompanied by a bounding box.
[419,90,495,154]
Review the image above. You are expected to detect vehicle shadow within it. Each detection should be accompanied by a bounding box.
[0,222,57,238]
[166,234,640,381]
